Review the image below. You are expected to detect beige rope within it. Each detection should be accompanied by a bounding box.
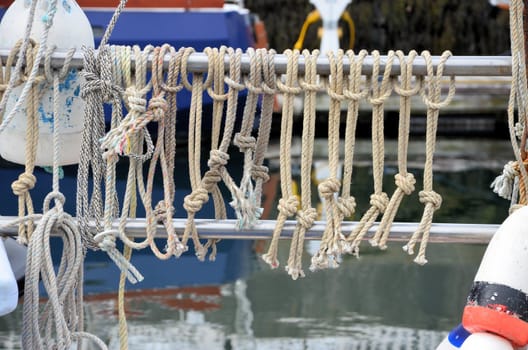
[347,50,395,257]
[285,49,322,279]
[371,50,420,249]
[11,41,43,244]
[262,49,301,269]
[338,49,369,254]
[403,50,455,265]
[310,50,346,271]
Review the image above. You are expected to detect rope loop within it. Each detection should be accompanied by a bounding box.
[418,190,442,209]
[124,86,147,114]
[395,173,416,195]
[277,196,299,217]
[369,192,389,212]
[43,191,66,212]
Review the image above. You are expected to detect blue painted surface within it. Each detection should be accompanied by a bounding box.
[447,324,471,347]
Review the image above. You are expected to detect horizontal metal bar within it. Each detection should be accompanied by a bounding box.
[0,48,513,76]
[0,217,497,244]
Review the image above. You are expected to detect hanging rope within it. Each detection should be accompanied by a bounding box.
[403,50,455,265]
[337,49,369,255]
[310,49,346,271]
[10,40,43,245]
[347,50,395,257]
[370,50,421,250]
[285,49,321,279]
[19,46,106,350]
[262,49,301,269]
[491,0,528,212]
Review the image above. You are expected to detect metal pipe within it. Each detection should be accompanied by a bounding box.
[0,49,513,76]
[0,217,497,244]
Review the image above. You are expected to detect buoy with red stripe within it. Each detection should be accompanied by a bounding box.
[0,0,94,166]
[461,205,528,348]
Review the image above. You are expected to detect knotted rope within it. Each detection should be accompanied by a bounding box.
[347,50,395,256]
[403,50,455,265]
[19,47,106,350]
[285,49,321,279]
[10,40,43,244]
[338,49,369,254]
[492,0,528,212]
[251,49,276,209]
[262,49,301,269]
[310,50,346,271]
[371,50,420,249]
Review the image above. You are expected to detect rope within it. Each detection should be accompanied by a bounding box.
[285,49,321,279]
[337,49,369,255]
[18,47,106,350]
[371,50,421,249]
[231,48,264,229]
[262,49,301,269]
[492,0,528,211]
[403,50,455,265]
[10,41,43,244]
[180,47,216,260]
[310,50,346,271]
[346,50,395,257]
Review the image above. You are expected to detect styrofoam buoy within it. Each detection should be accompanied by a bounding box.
[436,324,472,349]
[0,238,18,316]
[0,0,94,166]
[459,333,514,350]
[462,206,528,348]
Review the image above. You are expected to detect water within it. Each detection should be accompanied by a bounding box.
[0,138,513,349]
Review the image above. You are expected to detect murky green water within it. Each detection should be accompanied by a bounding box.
[0,138,513,349]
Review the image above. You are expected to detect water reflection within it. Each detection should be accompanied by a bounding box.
[0,138,513,349]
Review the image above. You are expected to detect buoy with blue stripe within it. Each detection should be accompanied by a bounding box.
[461,205,528,348]
[436,324,472,349]
[0,0,94,166]
[0,238,18,316]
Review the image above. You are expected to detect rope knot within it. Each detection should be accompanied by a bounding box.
[93,230,118,252]
[125,87,147,114]
[183,188,209,214]
[395,173,416,195]
[278,196,299,217]
[12,172,37,196]
[201,169,222,191]
[297,208,317,229]
[369,193,389,212]
[337,197,356,217]
[491,161,519,200]
[419,190,442,209]
[251,164,270,183]
[233,133,256,151]
[318,178,341,200]
[207,149,229,169]
[153,200,175,223]
[148,96,168,121]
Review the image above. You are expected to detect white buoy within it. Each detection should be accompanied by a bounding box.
[462,206,528,348]
[0,238,18,316]
[436,324,471,349]
[460,333,514,350]
[310,0,351,54]
[0,0,94,166]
